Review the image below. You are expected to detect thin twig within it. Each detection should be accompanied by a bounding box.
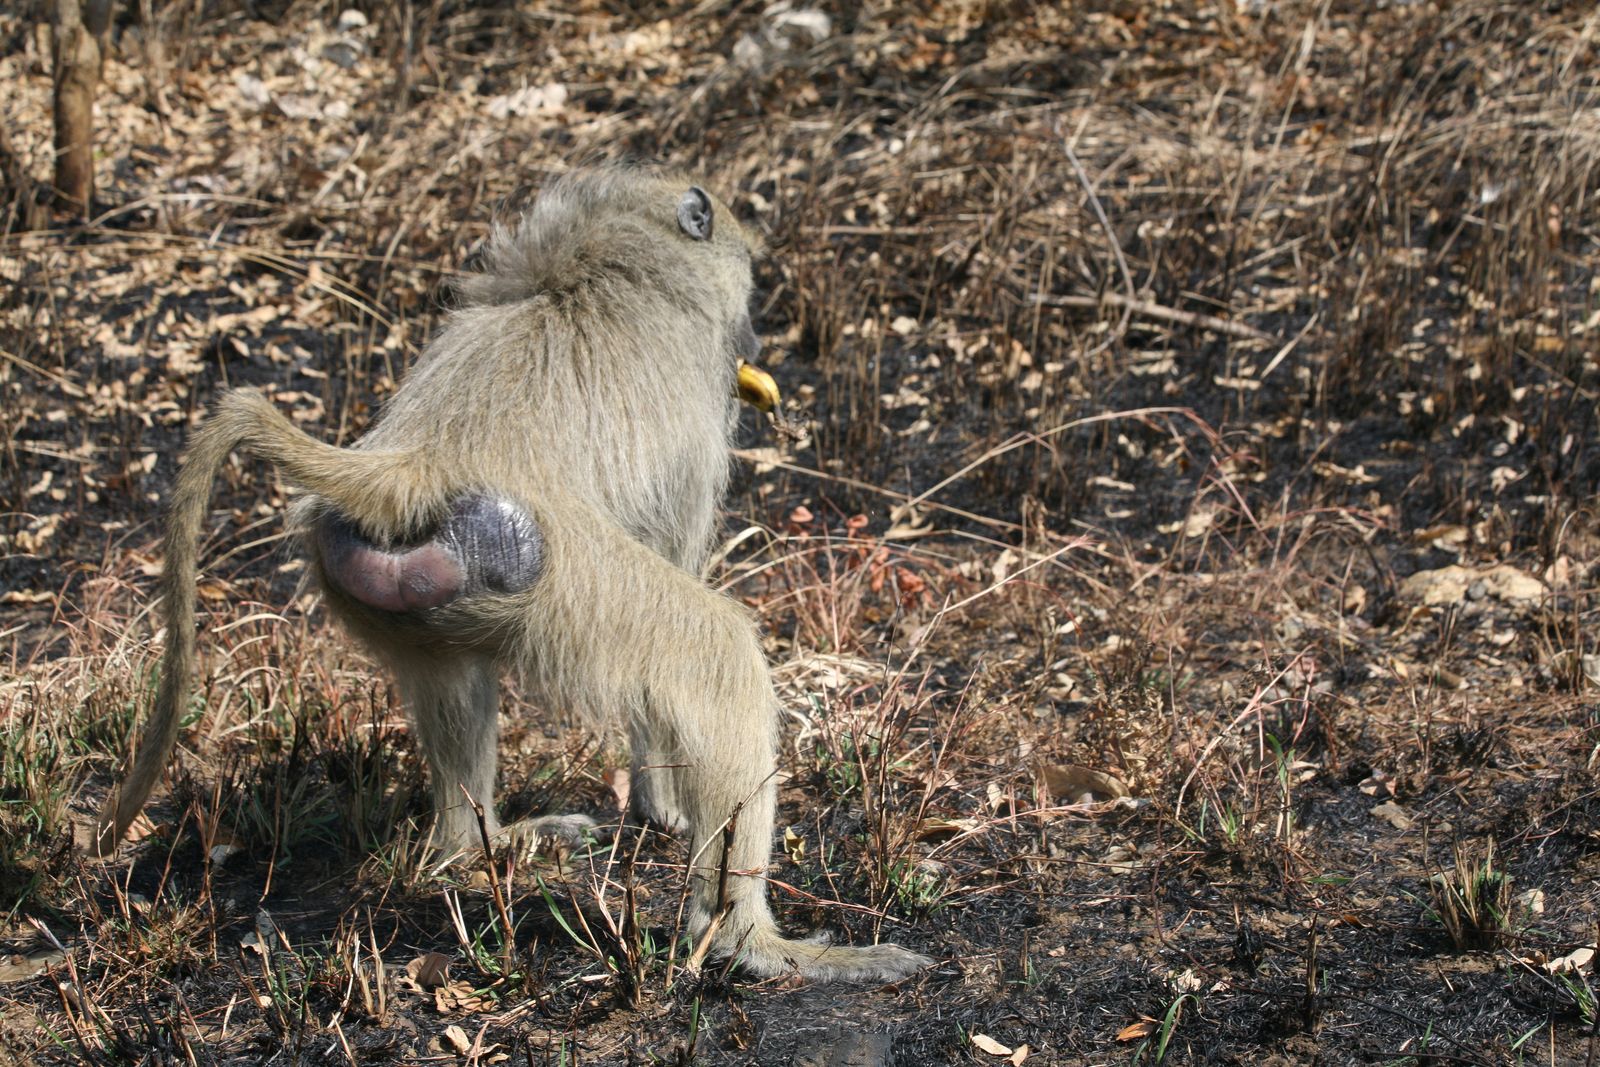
[684,811,740,975]
[1030,291,1276,343]
[893,406,1216,523]
[0,346,81,391]
[464,786,517,980]
[1058,129,1136,356]
[1586,915,1598,1067]
[730,449,1024,534]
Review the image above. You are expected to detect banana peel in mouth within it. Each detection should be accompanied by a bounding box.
[735,360,781,412]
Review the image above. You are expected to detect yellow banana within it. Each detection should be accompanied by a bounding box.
[735,361,781,412]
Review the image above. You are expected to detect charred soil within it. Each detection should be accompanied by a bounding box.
[2,1,1598,1064]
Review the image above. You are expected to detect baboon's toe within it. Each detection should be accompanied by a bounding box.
[498,813,603,851]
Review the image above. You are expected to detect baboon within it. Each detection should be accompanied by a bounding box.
[93,168,931,984]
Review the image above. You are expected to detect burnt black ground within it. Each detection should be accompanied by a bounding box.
[2,2,1598,1064]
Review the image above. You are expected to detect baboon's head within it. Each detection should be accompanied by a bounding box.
[458,168,759,319]
[451,168,772,420]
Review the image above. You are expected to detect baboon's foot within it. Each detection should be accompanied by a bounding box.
[629,798,687,835]
[629,759,688,833]
[737,933,933,984]
[497,813,601,853]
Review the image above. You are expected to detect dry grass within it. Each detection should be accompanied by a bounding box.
[1,0,1598,1064]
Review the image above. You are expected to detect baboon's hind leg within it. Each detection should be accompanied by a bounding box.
[516,529,931,982]
[386,651,599,855]
[390,652,502,853]
[651,620,930,981]
[629,717,689,832]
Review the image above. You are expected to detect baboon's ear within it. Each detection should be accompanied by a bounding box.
[676,187,714,241]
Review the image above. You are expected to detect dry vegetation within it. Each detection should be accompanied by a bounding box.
[2,1,1599,1064]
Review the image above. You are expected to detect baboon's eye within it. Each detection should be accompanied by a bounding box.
[677,187,714,241]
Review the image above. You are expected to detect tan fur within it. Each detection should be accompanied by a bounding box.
[93,167,930,984]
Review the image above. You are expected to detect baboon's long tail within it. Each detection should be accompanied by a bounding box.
[92,389,439,856]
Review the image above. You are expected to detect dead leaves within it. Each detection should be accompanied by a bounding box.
[394,951,494,1015]
[1358,768,1396,799]
[0,948,66,985]
[431,980,495,1015]
[970,1032,1031,1063]
[1117,1018,1157,1042]
[435,1021,507,1063]
[1397,564,1545,606]
[354,943,526,1062]
[1037,763,1131,805]
[1519,943,1595,976]
[911,816,982,842]
[1369,801,1415,832]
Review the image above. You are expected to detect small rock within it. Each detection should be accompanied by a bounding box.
[235,72,271,109]
[321,40,363,69]
[485,83,568,119]
[770,7,832,47]
[792,1026,893,1067]
[274,95,323,121]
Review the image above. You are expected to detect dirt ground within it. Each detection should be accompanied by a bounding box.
[2,1,1598,1064]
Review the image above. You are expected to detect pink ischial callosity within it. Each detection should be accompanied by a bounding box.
[323,534,466,612]
[313,493,545,615]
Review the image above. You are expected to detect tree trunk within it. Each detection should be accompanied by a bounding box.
[52,0,114,217]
